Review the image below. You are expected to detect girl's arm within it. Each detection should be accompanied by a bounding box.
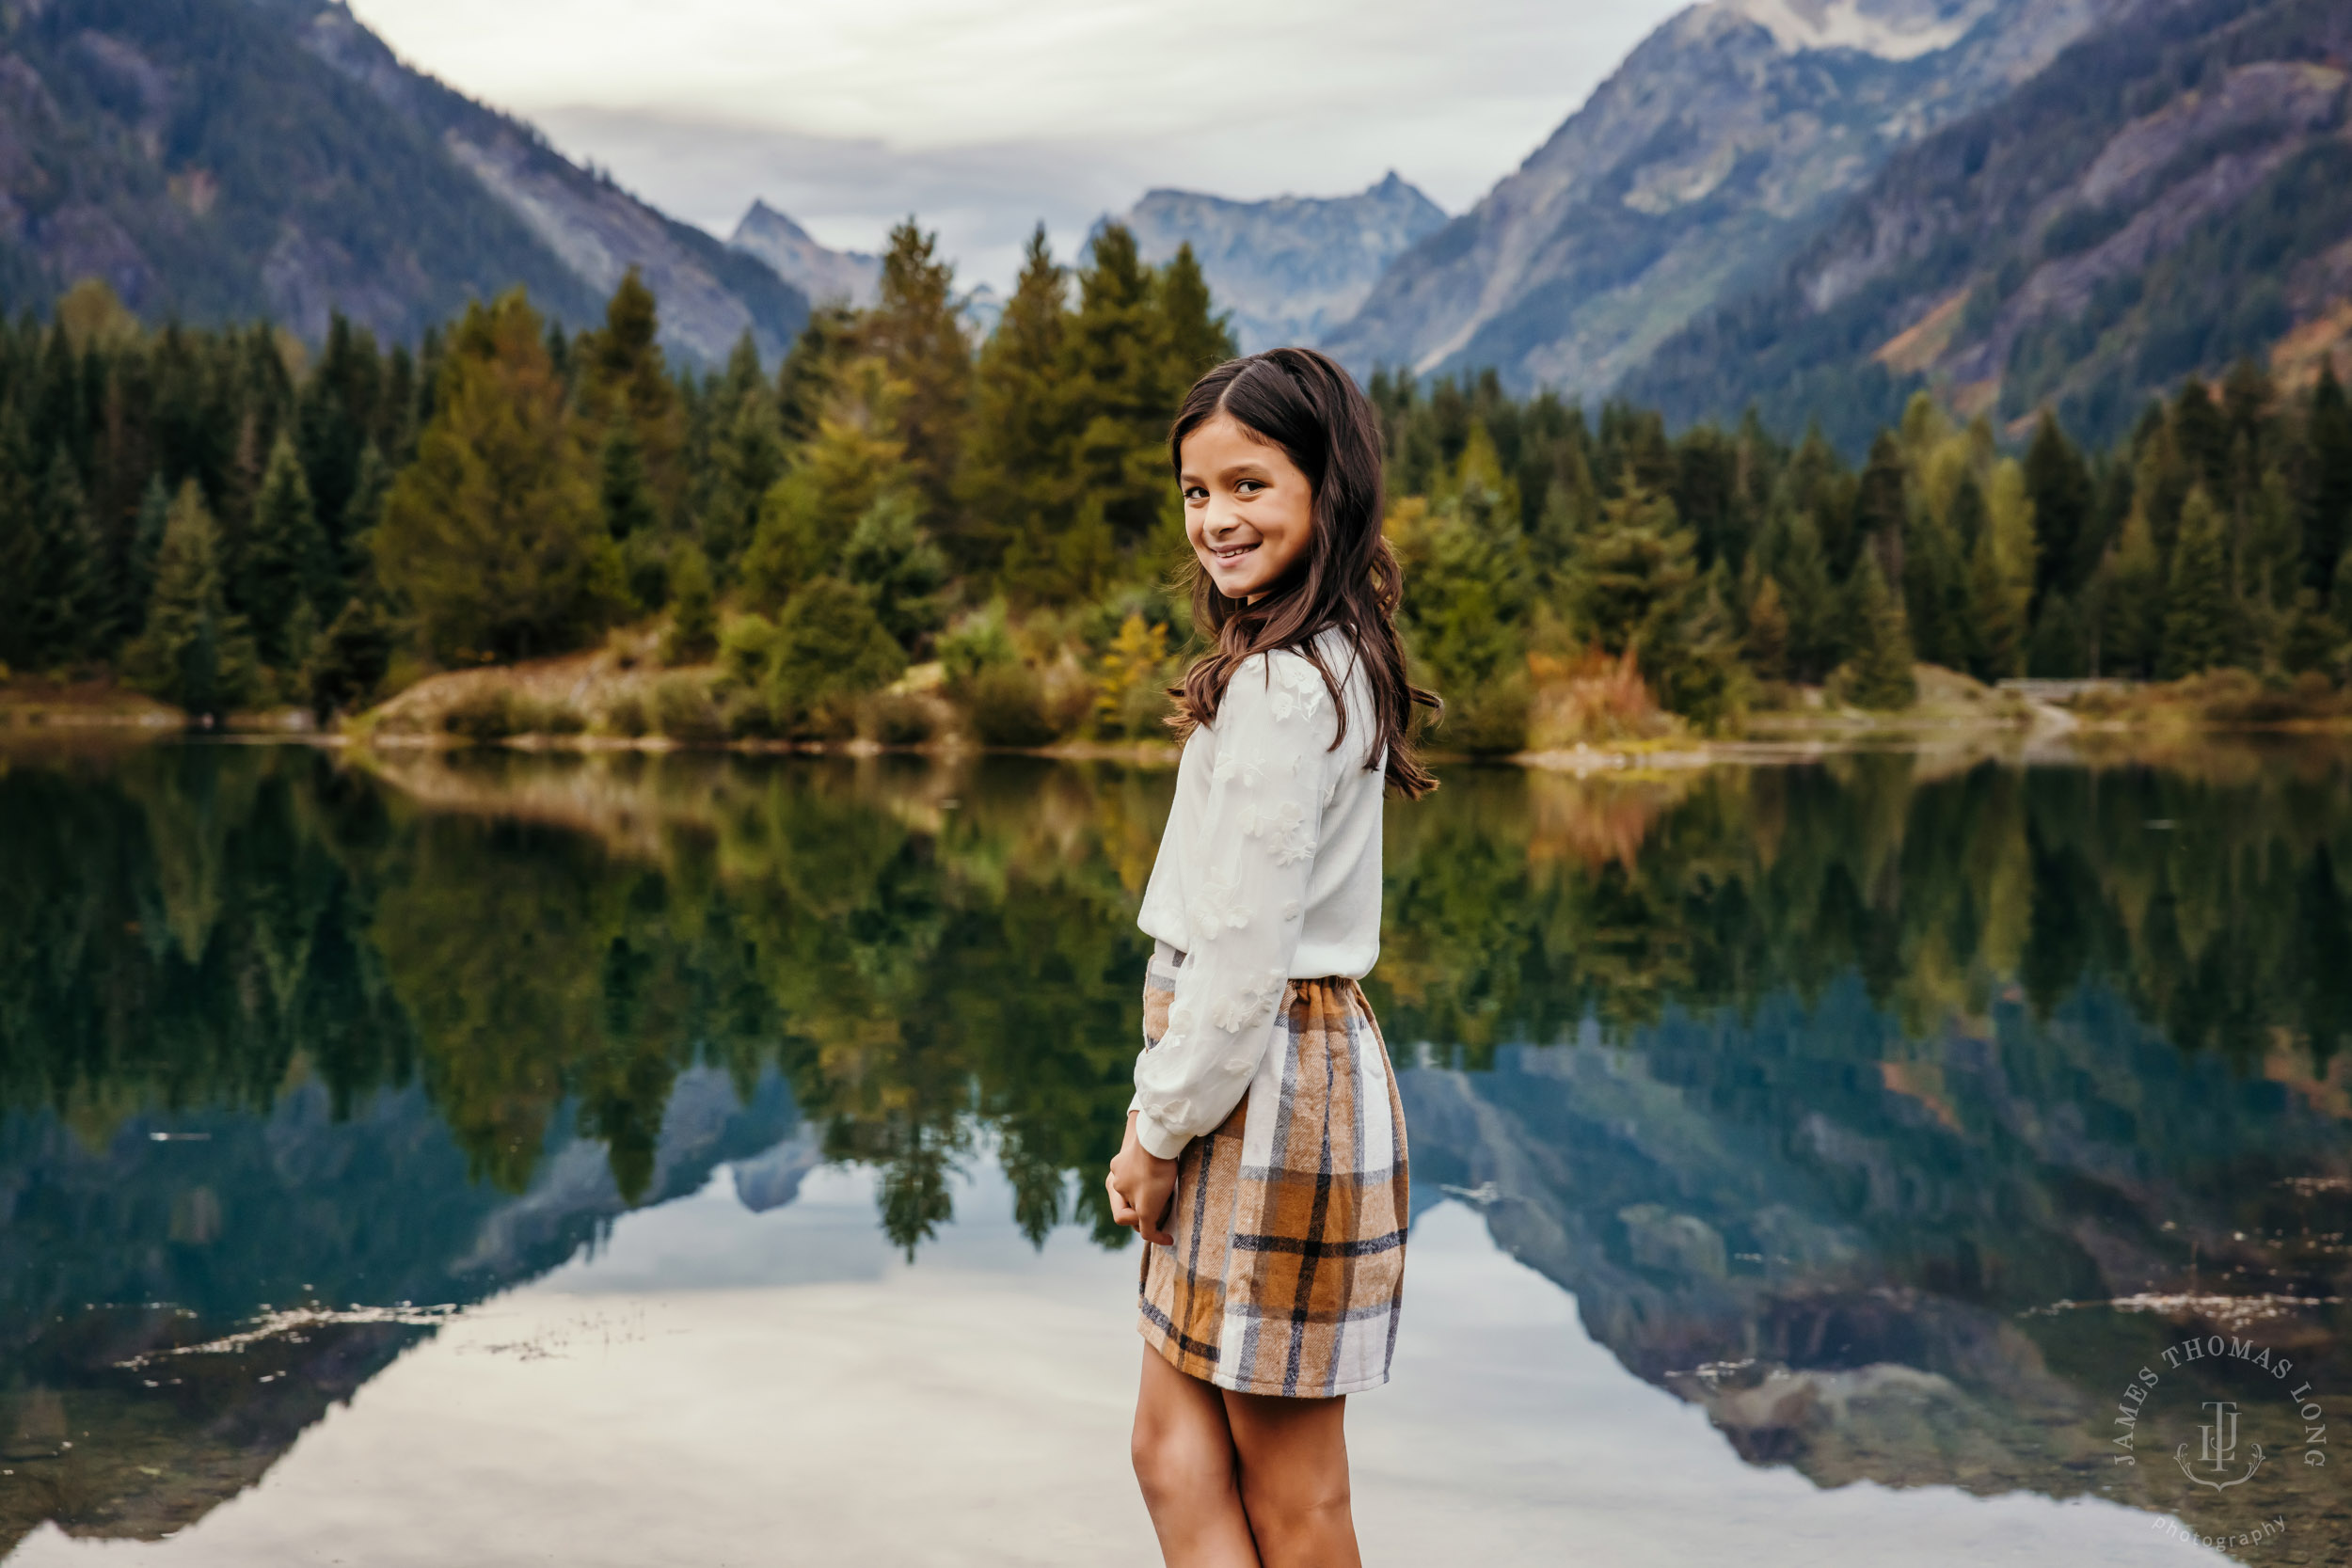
[1131,651,1331,1161]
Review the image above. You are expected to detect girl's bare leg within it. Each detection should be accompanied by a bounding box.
[1133,1348,1263,1567]
[1221,1387,1360,1568]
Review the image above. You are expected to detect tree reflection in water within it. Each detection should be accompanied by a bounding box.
[2,741,2347,1556]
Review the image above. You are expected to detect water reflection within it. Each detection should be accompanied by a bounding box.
[2,742,2348,1559]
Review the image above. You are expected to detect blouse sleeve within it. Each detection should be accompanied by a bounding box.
[1131,652,1332,1160]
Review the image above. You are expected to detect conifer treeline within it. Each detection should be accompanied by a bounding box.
[4,231,2350,743]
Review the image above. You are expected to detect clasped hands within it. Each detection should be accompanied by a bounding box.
[1106,1110,1180,1246]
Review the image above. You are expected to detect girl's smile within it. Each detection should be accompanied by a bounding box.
[1179,412,1314,602]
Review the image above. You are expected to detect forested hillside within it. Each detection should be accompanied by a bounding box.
[6,218,2350,752]
[0,0,808,360]
[1621,0,2352,453]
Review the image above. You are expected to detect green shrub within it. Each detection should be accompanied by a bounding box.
[764,578,907,736]
[1432,674,1530,755]
[723,689,780,740]
[515,696,587,736]
[442,688,518,742]
[604,689,650,738]
[969,664,1057,748]
[938,600,1019,692]
[866,691,936,746]
[652,673,724,744]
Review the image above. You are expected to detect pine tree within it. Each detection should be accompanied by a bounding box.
[1156,243,1235,395]
[699,388,786,582]
[0,411,33,672]
[1851,432,1908,583]
[306,595,395,721]
[2094,508,2163,677]
[2160,487,2236,677]
[341,441,391,582]
[777,305,860,446]
[376,291,616,663]
[1966,459,2037,681]
[1766,509,1842,680]
[965,226,1077,594]
[1067,223,1170,555]
[123,473,171,642]
[125,481,258,716]
[598,422,660,542]
[660,543,719,665]
[841,491,948,650]
[740,359,916,611]
[28,445,100,666]
[866,220,972,553]
[579,268,684,522]
[1744,571,1790,682]
[1847,553,1917,710]
[245,433,328,670]
[2023,411,2093,600]
[2308,361,2352,596]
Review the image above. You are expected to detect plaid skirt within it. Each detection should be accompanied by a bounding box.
[1136,940,1409,1398]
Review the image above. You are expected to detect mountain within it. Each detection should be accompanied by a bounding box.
[1118,172,1447,353]
[1619,0,2352,451]
[1322,0,2135,397]
[0,0,807,361]
[729,198,880,308]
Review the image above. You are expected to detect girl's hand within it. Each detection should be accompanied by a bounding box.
[1106,1111,1180,1246]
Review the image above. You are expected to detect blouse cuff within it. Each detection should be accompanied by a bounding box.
[1135,1111,1190,1161]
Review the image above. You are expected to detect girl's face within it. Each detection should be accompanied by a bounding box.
[1180,413,1315,603]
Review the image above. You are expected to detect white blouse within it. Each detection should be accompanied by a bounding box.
[1130,628,1386,1160]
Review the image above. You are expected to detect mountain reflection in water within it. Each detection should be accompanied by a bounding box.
[2,742,2348,1560]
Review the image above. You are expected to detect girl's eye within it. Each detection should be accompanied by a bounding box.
[1184,484,1208,502]
[1236,480,1264,495]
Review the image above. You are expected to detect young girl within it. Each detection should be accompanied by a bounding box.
[1106,347,1437,1567]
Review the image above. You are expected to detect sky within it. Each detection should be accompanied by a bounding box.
[345,0,1693,288]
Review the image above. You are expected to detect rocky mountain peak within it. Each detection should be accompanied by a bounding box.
[1119,175,1447,353]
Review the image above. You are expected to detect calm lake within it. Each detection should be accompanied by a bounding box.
[3,740,2349,1565]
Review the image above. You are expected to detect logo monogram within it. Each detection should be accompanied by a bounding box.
[2177,1400,2265,1491]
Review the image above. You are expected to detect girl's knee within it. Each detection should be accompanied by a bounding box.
[1131,1417,1233,1509]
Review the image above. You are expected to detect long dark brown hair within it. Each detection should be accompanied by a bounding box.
[1167,347,1439,799]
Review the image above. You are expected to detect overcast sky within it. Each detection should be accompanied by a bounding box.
[347,0,1693,288]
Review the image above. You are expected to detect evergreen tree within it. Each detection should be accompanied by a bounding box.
[1156,243,1235,397]
[27,445,100,666]
[2160,487,2236,677]
[1565,488,1697,661]
[341,442,392,582]
[2023,411,2094,600]
[1846,553,1916,710]
[777,305,860,446]
[1744,572,1790,682]
[306,595,394,720]
[660,544,719,665]
[965,226,1077,594]
[0,412,37,672]
[866,220,972,552]
[2308,362,2352,596]
[376,290,616,663]
[1067,223,1171,555]
[700,388,787,582]
[1905,478,1970,671]
[124,481,257,716]
[244,433,328,669]
[841,492,948,650]
[123,473,172,641]
[579,268,684,521]
[740,359,915,611]
[2094,508,2163,677]
[1851,430,1907,585]
[1766,510,1842,681]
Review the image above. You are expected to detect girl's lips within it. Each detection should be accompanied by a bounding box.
[1211,542,1259,564]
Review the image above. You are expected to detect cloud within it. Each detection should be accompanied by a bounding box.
[351,0,1691,285]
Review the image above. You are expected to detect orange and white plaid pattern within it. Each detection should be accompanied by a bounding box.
[1136,940,1409,1398]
